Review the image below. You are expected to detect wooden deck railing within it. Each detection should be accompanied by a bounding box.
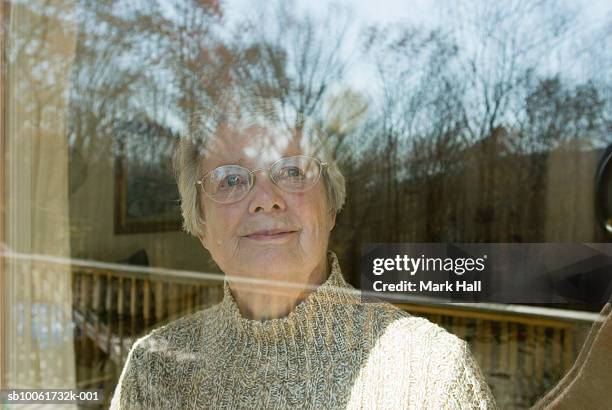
[73,268,223,361]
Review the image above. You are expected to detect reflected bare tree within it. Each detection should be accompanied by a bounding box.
[341,0,611,248]
[229,0,352,122]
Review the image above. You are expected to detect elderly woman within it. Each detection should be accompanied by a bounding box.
[110,103,496,409]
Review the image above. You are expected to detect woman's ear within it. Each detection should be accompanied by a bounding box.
[197,232,208,250]
[328,209,337,231]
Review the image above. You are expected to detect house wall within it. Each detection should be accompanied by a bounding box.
[69,146,217,273]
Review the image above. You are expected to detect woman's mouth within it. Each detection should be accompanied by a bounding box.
[243,229,298,242]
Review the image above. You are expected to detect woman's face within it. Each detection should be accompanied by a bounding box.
[197,124,336,281]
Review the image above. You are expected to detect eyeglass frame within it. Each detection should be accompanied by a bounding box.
[195,155,329,204]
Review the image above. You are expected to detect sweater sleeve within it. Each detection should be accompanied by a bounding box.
[428,338,497,409]
[109,336,148,410]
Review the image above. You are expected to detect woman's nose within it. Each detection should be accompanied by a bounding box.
[247,170,287,214]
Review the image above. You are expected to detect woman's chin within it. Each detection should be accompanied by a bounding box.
[238,251,305,276]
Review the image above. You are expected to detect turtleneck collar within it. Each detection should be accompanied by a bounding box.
[213,250,358,341]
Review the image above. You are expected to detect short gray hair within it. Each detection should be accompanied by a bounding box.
[172,106,346,237]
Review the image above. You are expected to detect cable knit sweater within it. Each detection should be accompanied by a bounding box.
[110,251,496,409]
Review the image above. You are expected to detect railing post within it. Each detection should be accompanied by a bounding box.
[143,279,150,331]
[118,276,124,363]
[552,328,562,379]
[508,322,518,376]
[130,277,136,337]
[105,273,113,360]
[92,273,100,376]
[155,280,163,323]
[498,321,509,373]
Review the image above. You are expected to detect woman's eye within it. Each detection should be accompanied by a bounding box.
[219,174,246,189]
[279,166,304,178]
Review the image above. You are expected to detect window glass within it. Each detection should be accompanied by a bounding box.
[1,0,610,408]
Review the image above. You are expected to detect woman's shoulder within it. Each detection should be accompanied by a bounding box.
[356,300,464,350]
[378,309,467,356]
[346,303,496,409]
[330,279,462,348]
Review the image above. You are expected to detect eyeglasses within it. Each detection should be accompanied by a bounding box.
[196,155,328,204]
